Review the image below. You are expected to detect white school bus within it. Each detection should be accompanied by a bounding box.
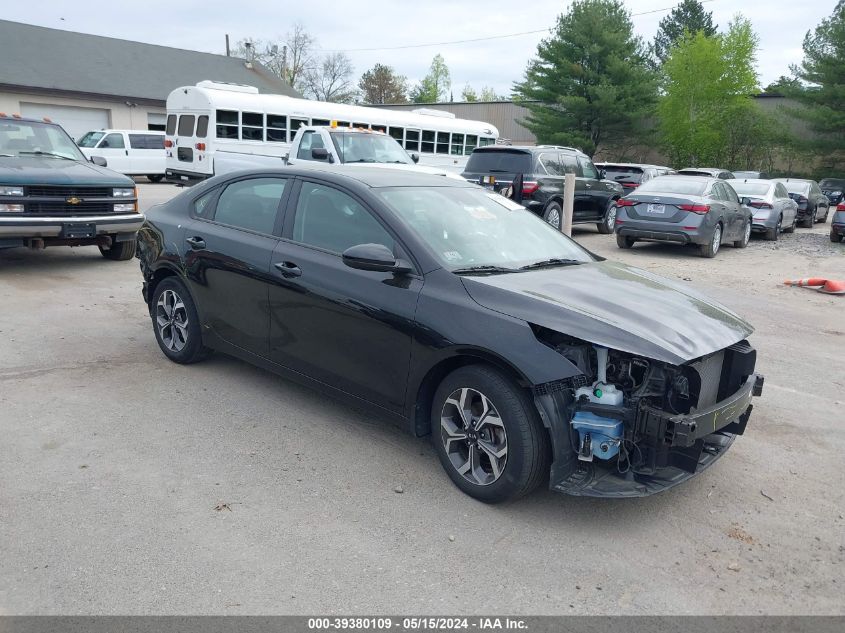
[164,80,499,184]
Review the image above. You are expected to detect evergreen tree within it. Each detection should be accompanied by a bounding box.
[358,64,408,104]
[652,0,717,65]
[513,0,657,156]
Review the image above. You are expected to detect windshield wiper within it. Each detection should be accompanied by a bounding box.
[452,265,521,275]
[519,258,584,270]
[18,151,75,160]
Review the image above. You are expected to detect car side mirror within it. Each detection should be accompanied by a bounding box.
[740,196,751,206]
[90,156,107,167]
[410,153,420,164]
[311,147,332,162]
[599,169,607,179]
[342,243,411,274]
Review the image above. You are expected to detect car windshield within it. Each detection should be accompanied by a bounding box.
[77,131,105,148]
[331,132,412,164]
[464,150,532,174]
[819,179,845,189]
[780,181,810,195]
[0,120,85,160]
[635,177,707,196]
[602,165,644,183]
[729,182,772,196]
[377,186,595,271]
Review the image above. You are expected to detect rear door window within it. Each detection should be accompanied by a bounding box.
[464,150,532,174]
[578,157,599,179]
[177,115,195,137]
[538,153,563,176]
[128,134,164,149]
[165,115,177,135]
[196,116,209,139]
[211,177,287,235]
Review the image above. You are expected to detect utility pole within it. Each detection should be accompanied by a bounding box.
[282,45,288,83]
[225,34,230,57]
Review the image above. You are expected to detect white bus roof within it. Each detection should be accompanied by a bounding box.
[167,81,498,136]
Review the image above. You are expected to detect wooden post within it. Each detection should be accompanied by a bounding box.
[562,173,575,237]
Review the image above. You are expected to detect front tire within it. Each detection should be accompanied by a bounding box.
[147,174,164,183]
[699,224,722,258]
[432,365,549,503]
[150,277,210,364]
[542,201,562,230]
[832,231,842,243]
[597,202,617,234]
[819,206,829,223]
[616,234,635,249]
[99,239,136,261]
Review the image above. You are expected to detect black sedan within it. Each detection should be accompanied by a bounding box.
[136,167,763,501]
[615,175,752,257]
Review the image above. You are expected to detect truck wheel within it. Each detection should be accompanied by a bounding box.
[150,277,210,364]
[597,202,617,234]
[432,365,549,503]
[99,239,136,261]
[148,174,164,183]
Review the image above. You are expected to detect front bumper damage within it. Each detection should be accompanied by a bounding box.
[534,369,764,498]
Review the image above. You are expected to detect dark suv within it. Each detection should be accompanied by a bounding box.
[819,178,845,206]
[462,145,624,234]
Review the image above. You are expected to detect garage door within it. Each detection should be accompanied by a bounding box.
[20,103,110,142]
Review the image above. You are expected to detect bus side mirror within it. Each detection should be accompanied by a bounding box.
[411,153,420,164]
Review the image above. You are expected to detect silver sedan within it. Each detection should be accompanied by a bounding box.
[727,179,798,240]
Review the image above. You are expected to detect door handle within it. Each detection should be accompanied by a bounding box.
[274,261,302,278]
[585,183,592,188]
[185,236,206,249]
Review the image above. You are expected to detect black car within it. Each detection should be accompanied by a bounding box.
[136,167,763,501]
[819,178,845,206]
[594,163,660,195]
[773,178,830,228]
[461,145,623,234]
[677,167,735,180]
[831,203,845,243]
[0,114,142,258]
[615,175,752,258]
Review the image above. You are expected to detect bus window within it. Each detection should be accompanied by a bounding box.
[166,114,177,136]
[336,121,351,128]
[372,125,386,133]
[353,122,370,129]
[196,115,209,139]
[405,129,420,152]
[479,137,495,147]
[312,118,331,127]
[388,127,404,144]
[436,132,449,154]
[242,112,264,141]
[216,110,239,139]
[178,115,195,137]
[267,114,287,142]
[465,134,478,153]
[451,133,465,155]
[421,130,435,153]
[289,117,309,141]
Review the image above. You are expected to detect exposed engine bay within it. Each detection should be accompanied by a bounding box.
[531,326,764,497]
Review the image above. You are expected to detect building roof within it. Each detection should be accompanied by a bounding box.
[0,19,299,103]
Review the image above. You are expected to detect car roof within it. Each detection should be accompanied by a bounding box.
[679,167,727,173]
[727,178,772,185]
[594,162,654,168]
[226,165,477,189]
[82,129,164,134]
[0,114,61,126]
[472,145,584,155]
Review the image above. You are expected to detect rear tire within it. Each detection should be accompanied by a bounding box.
[831,231,842,243]
[802,211,814,228]
[150,277,210,364]
[699,224,722,258]
[99,239,135,261]
[147,174,164,183]
[597,202,616,234]
[616,234,635,249]
[764,217,781,242]
[542,201,562,230]
[431,365,549,503]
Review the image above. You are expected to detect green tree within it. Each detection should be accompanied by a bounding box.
[411,54,451,103]
[358,64,408,104]
[788,2,845,151]
[461,84,478,102]
[513,0,657,156]
[479,86,503,101]
[659,16,760,166]
[651,0,717,65]
[765,75,802,93]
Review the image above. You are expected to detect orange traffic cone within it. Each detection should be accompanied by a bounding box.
[784,278,845,294]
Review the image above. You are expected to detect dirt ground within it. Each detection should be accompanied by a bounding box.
[0,183,842,615]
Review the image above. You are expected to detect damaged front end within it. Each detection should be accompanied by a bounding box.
[531,327,764,498]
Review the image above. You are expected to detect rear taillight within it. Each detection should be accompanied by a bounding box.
[679,203,710,214]
[620,182,639,188]
[798,195,808,203]
[616,198,636,207]
[749,201,773,209]
[195,142,206,151]
[522,181,539,196]
[164,139,173,148]
[837,203,845,211]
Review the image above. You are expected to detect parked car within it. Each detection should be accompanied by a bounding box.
[677,167,735,180]
[461,145,623,234]
[0,114,142,259]
[819,178,845,206]
[831,203,845,243]
[136,167,763,501]
[772,178,830,228]
[653,165,676,176]
[727,178,798,240]
[594,162,660,195]
[614,175,752,258]
[732,170,770,180]
[77,129,165,182]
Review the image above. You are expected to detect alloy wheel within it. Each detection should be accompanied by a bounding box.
[155,289,189,352]
[712,225,721,254]
[546,208,561,229]
[743,221,751,245]
[440,387,508,486]
[605,205,617,231]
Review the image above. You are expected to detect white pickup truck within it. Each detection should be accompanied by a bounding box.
[283,126,465,179]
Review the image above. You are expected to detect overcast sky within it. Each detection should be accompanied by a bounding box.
[5,0,835,97]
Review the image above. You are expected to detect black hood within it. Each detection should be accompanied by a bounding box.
[0,156,133,186]
[460,261,753,365]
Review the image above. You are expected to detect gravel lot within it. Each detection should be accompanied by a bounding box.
[1,183,843,615]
